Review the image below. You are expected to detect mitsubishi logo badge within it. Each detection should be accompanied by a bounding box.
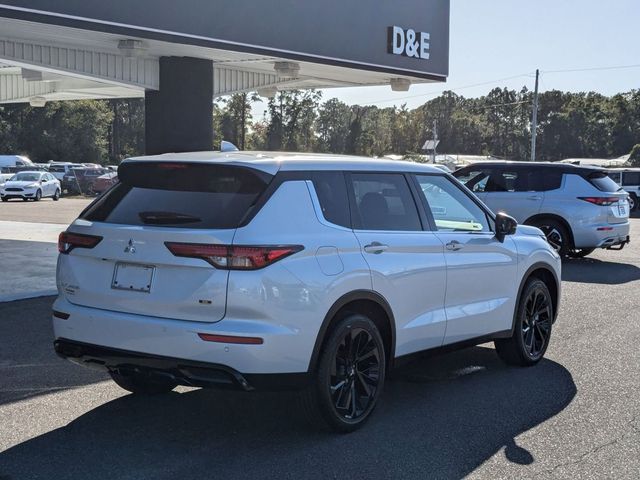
[124,239,136,254]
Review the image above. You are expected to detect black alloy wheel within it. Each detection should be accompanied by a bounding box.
[495,278,553,366]
[302,314,385,432]
[520,285,552,361]
[533,219,570,257]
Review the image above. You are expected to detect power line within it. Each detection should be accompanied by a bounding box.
[361,73,534,106]
[543,63,640,74]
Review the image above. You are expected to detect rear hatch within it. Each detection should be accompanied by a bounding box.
[59,161,272,323]
[584,171,629,224]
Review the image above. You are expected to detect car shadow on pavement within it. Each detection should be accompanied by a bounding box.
[0,346,576,479]
[562,257,640,284]
[0,297,108,407]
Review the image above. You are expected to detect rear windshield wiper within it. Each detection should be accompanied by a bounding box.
[138,211,202,225]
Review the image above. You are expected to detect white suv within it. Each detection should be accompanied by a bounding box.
[53,152,561,431]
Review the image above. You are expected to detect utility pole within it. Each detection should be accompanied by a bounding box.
[530,69,539,162]
[432,119,438,164]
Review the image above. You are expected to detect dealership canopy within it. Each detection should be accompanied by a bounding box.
[0,1,450,153]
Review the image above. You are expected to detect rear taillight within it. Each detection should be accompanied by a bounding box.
[578,197,619,206]
[58,231,103,254]
[164,242,303,270]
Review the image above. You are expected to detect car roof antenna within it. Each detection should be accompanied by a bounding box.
[221,140,239,152]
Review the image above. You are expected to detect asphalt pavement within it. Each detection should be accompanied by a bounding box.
[0,219,638,479]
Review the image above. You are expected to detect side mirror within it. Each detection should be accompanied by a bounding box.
[495,212,517,242]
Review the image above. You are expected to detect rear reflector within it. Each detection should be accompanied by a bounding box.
[165,242,303,270]
[597,227,614,231]
[198,333,264,345]
[52,310,70,320]
[58,231,103,254]
[578,197,620,206]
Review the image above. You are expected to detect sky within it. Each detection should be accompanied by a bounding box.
[253,0,639,118]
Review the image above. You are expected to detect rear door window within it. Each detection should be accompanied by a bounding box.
[622,172,640,186]
[81,162,272,229]
[348,173,422,231]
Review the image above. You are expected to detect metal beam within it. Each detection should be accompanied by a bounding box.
[0,73,55,102]
[0,37,158,90]
[213,67,298,96]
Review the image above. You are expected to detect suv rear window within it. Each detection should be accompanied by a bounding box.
[586,172,621,193]
[81,162,272,229]
[622,172,640,186]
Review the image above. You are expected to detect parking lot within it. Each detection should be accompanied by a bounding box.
[0,202,639,479]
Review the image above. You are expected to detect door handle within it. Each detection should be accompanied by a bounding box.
[445,240,463,251]
[363,242,389,254]
[527,195,542,200]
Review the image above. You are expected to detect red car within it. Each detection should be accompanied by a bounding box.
[92,172,118,194]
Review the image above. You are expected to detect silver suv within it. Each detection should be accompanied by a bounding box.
[454,162,630,258]
[53,152,561,432]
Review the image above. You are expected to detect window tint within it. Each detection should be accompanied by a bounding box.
[82,162,271,229]
[622,172,640,186]
[528,169,563,191]
[312,171,350,228]
[415,175,490,233]
[607,172,622,185]
[349,173,421,231]
[585,172,621,193]
[455,169,491,193]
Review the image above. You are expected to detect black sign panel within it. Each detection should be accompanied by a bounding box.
[0,0,449,80]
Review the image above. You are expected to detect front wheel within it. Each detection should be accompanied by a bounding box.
[495,278,553,367]
[110,371,177,395]
[34,189,42,201]
[301,314,386,432]
[53,189,60,201]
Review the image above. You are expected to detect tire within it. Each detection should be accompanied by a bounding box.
[53,189,60,201]
[531,219,570,257]
[567,248,595,259]
[495,278,553,367]
[629,194,637,212]
[1,197,7,202]
[109,371,177,395]
[301,314,386,433]
[22,197,28,202]
[34,189,42,201]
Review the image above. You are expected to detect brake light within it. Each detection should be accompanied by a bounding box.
[578,197,619,206]
[164,242,303,270]
[58,231,103,254]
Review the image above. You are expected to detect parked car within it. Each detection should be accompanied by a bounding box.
[53,152,561,432]
[0,155,33,169]
[62,167,110,195]
[92,171,118,194]
[1,171,60,201]
[48,162,78,181]
[606,168,640,211]
[453,161,630,258]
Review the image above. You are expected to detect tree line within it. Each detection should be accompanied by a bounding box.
[0,87,638,165]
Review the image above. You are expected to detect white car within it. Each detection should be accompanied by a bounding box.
[1,171,61,202]
[53,152,561,431]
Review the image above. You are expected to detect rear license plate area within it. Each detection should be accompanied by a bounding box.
[112,262,155,293]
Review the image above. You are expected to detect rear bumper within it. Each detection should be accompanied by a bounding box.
[54,338,309,391]
[573,222,630,249]
[52,296,315,375]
